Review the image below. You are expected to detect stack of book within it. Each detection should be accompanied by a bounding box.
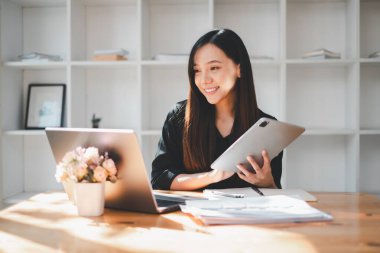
[302,48,341,59]
[152,53,189,61]
[92,48,128,61]
[17,52,63,62]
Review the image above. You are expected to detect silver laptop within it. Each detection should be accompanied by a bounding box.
[45,127,182,214]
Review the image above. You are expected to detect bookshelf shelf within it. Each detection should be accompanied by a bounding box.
[71,61,138,68]
[9,0,65,7]
[360,130,380,135]
[3,61,67,69]
[3,130,46,136]
[285,59,355,66]
[1,0,379,200]
[359,58,380,64]
[141,60,188,66]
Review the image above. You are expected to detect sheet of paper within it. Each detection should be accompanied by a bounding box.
[203,188,317,201]
[260,188,317,202]
[182,195,331,225]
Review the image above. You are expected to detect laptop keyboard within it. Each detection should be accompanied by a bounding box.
[155,197,185,207]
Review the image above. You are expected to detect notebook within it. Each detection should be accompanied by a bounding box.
[45,127,188,214]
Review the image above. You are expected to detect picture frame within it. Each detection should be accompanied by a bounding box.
[25,84,66,129]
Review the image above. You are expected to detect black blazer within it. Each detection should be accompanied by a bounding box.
[151,100,283,190]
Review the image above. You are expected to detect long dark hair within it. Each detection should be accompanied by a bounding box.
[183,29,260,171]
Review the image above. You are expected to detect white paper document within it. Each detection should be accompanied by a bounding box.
[181,195,332,225]
[203,188,317,201]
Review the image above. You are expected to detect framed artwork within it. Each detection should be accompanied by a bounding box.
[25,84,66,129]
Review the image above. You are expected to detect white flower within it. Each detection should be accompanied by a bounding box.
[93,166,107,182]
[74,161,88,180]
[102,159,117,176]
[75,146,86,154]
[55,163,69,182]
[55,146,118,184]
[62,150,77,164]
[84,147,100,165]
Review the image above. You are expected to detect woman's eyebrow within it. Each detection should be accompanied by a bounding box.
[194,60,222,66]
[207,60,222,64]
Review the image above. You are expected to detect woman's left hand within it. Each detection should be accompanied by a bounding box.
[236,150,277,188]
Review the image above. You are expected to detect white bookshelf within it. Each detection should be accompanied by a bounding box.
[1,0,380,201]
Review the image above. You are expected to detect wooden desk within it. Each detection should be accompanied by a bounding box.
[0,192,379,253]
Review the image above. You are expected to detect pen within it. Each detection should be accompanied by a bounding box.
[209,190,245,198]
[251,186,264,196]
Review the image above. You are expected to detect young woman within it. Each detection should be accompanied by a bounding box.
[151,29,282,191]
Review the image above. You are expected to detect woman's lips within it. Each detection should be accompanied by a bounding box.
[204,87,219,94]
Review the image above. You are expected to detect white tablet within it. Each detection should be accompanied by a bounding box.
[211,118,305,172]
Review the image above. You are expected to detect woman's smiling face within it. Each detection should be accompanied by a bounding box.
[193,43,240,105]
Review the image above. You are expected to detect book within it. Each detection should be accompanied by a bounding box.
[302,48,341,59]
[181,195,332,225]
[92,54,127,61]
[203,187,317,202]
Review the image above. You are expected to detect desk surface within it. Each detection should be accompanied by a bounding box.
[0,192,379,253]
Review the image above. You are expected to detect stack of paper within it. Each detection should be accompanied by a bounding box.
[181,195,332,225]
[302,48,341,59]
[92,48,129,61]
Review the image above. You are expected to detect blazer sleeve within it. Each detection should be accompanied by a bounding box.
[151,111,185,190]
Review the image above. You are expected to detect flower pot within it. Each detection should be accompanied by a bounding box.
[74,182,105,216]
[62,180,75,204]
